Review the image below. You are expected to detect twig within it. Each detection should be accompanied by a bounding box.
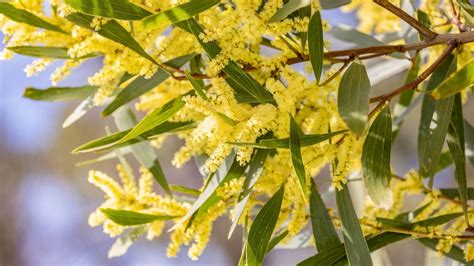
[374,0,437,40]
[320,60,351,86]
[370,43,457,104]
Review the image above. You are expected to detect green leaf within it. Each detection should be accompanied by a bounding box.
[338,60,371,136]
[433,60,474,99]
[7,46,99,59]
[228,130,347,149]
[268,0,311,23]
[418,54,456,184]
[73,121,194,153]
[65,0,151,20]
[117,96,185,144]
[418,238,473,265]
[170,185,200,197]
[185,70,208,100]
[142,0,219,29]
[266,230,289,253]
[0,3,66,33]
[465,120,474,165]
[108,226,146,258]
[102,53,194,116]
[112,107,172,195]
[23,85,98,102]
[171,152,246,230]
[320,0,351,9]
[65,12,157,64]
[392,54,421,140]
[435,150,453,173]
[246,186,284,266]
[362,105,393,208]
[309,179,341,252]
[290,116,308,197]
[440,187,474,200]
[101,208,177,226]
[336,183,373,266]
[229,145,270,238]
[329,25,385,48]
[178,19,274,104]
[447,97,469,222]
[308,11,324,83]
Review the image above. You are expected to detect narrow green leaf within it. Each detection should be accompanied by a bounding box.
[268,0,311,23]
[171,152,246,230]
[117,96,185,144]
[362,105,393,208]
[418,238,473,265]
[308,11,324,83]
[102,53,194,116]
[113,107,172,195]
[266,230,289,253]
[169,185,200,197]
[465,119,474,165]
[290,116,307,197]
[178,19,274,104]
[432,59,474,99]
[309,179,340,252]
[23,85,98,102]
[246,186,284,266]
[142,0,219,29]
[7,46,99,59]
[435,150,454,173]
[0,3,66,33]
[65,12,156,64]
[418,55,456,184]
[440,187,474,200]
[336,183,373,266]
[73,121,194,153]
[338,60,371,136]
[447,112,469,222]
[297,5,311,51]
[320,0,351,9]
[65,0,151,20]
[101,208,177,226]
[229,145,270,238]
[229,130,347,149]
[185,70,208,100]
[62,96,95,128]
[76,147,133,166]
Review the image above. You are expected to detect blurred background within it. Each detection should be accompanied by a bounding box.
[1,6,473,266]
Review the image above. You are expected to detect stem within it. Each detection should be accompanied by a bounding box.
[320,60,351,86]
[373,0,437,40]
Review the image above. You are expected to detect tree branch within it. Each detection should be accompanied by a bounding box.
[373,0,438,39]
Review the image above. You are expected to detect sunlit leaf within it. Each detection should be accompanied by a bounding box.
[101,208,177,226]
[185,70,208,100]
[0,3,66,33]
[73,121,194,153]
[338,60,371,136]
[62,96,95,128]
[23,85,98,102]
[142,0,219,29]
[102,53,194,116]
[362,105,393,209]
[418,54,456,184]
[268,0,311,23]
[65,0,151,20]
[108,226,146,258]
[246,186,284,266]
[7,46,99,59]
[336,183,373,266]
[432,60,474,99]
[117,96,185,144]
[309,179,340,252]
[308,11,324,83]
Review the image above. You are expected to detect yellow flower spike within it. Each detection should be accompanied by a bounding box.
[465,243,474,262]
[88,170,124,201]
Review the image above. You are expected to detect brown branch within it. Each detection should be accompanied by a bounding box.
[374,0,437,40]
[173,31,474,81]
[320,60,351,86]
[370,43,457,103]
